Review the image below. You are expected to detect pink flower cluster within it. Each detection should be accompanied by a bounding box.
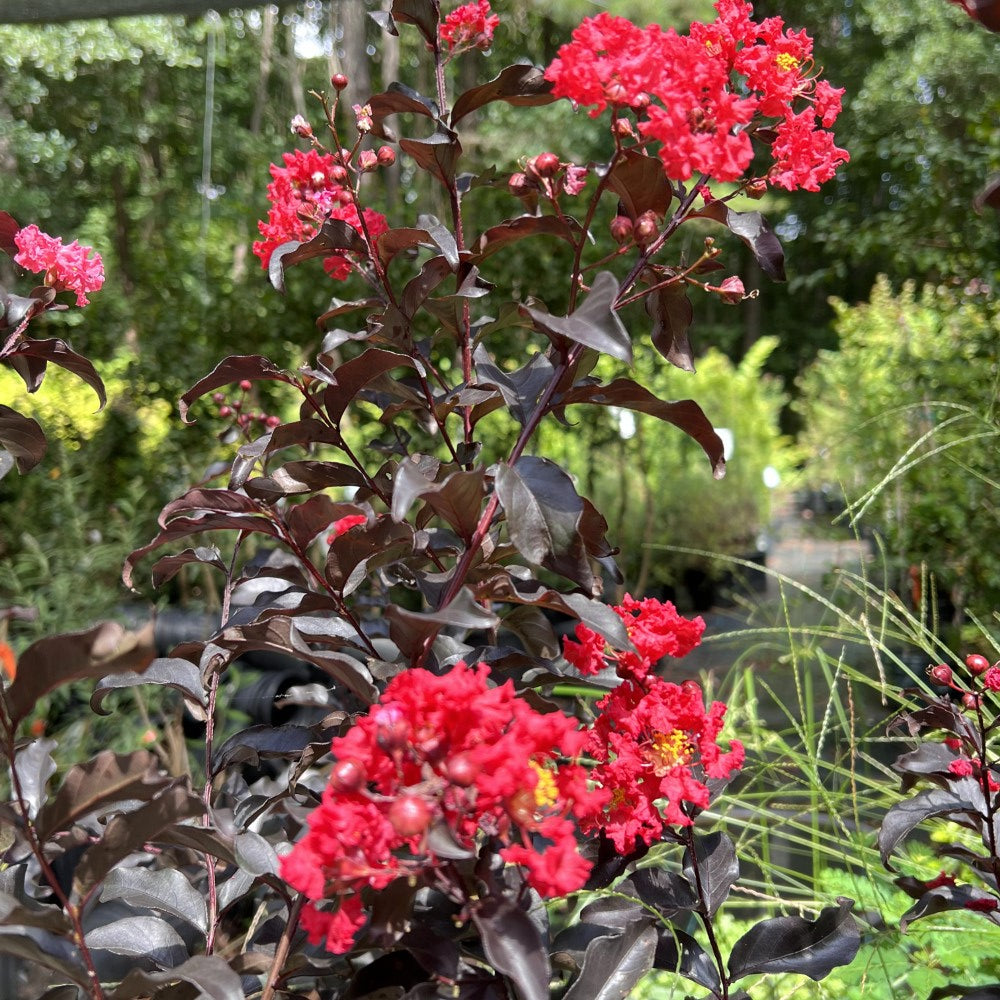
[439,1,499,52]
[281,662,598,953]
[13,224,104,306]
[544,0,848,190]
[563,594,705,684]
[252,149,388,281]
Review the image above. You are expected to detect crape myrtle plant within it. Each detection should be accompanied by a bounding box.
[0,2,861,998]
[879,654,1000,1000]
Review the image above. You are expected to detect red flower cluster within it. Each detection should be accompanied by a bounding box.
[13,224,104,306]
[280,662,599,953]
[563,595,704,684]
[578,677,745,851]
[252,149,388,281]
[544,0,848,190]
[326,513,367,545]
[439,1,499,52]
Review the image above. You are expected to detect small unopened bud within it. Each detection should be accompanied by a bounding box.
[218,405,232,418]
[634,210,659,245]
[265,414,281,428]
[239,379,252,392]
[531,152,561,178]
[330,759,366,792]
[331,73,349,91]
[605,80,628,105]
[474,31,492,50]
[374,706,409,752]
[710,276,746,305]
[447,753,481,787]
[612,116,634,138]
[389,795,432,838]
[508,172,536,197]
[290,114,313,138]
[966,653,991,676]
[377,145,396,167]
[610,215,634,244]
[358,149,378,172]
[963,691,981,711]
[211,392,226,404]
[929,663,954,686]
[633,92,651,110]
[331,164,349,184]
[746,177,768,199]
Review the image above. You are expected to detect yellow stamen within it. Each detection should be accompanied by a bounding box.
[776,52,800,72]
[530,760,559,809]
[646,729,692,776]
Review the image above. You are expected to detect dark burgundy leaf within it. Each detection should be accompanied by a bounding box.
[179,355,294,423]
[391,453,444,523]
[606,149,673,220]
[974,173,1000,214]
[100,867,208,933]
[326,518,415,599]
[559,378,725,478]
[495,457,593,590]
[377,226,441,268]
[473,346,554,427]
[244,460,366,500]
[0,404,46,474]
[399,127,462,188]
[451,63,555,125]
[552,923,620,972]
[159,824,238,867]
[879,785,987,869]
[683,831,739,916]
[108,955,244,1000]
[35,749,169,842]
[522,271,631,363]
[727,899,861,981]
[5,621,156,725]
[73,784,204,894]
[696,203,785,281]
[12,737,57,819]
[4,349,47,391]
[90,657,206,719]
[151,545,227,588]
[416,213,460,269]
[10,338,106,408]
[388,0,438,46]
[646,281,695,372]
[630,866,698,916]
[563,920,658,1000]
[0,927,88,986]
[0,210,19,255]
[367,81,440,142]
[472,896,549,1000]
[159,487,264,528]
[268,219,367,293]
[893,742,966,792]
[470,215,582,263]
[899,884,1000,933]
[286,493,338,551]
[321,348,416,426]
[398,463,486,541]
[402,255,457,315]
[212,724,322,773]
[579,892,646,931]
[386,588,499,659]
[0,891,72,934]
[499,605,558,658]
[235,830,280,876]
[86,915,187,968]
[653,927,722,992]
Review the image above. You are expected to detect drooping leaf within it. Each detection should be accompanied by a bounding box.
[579,892,646,931]
[5,621,156,725]
[629,866,698,916]
[387,0,438,47]
[563,920,658,1000]
[326,518,415,600]
[416,214,460,269]
[243,460,366,500]
[696,203,785,281]
[393,461,486,540]
[235,830,280,877]
[35,749,169,842]
[473,347,554,427]
[899,884,1000,933]
[286,493,338,551]
[268,219,367,293]
[178,355,294,423]
[0,927,88,986]
[399,127,462,188]
[522,272,631,364]
[386,588,499,659]
[496,457,593,590]
[0,404,46,474]
[606,149,673,221]
[727,899,861,982]
[212,724,322,774]
[85,914,187,967]
[150,546,227,588]
[683,831,739,917]
[472,896,549,1000]
[653,926,722,991]
[90,657,206,719]
[646,281,695,372]
[73,784,205,894]
[321,348,417,426]
[12,737,58,820]
[470,215,582,263]
[451,63,555,125]
[8,338,106,408]
[367,81,440,142]
[559,378,725,478]
[879,785,987,869]
[893,742,967,792]
[100,867,208,933]
[0,891,72,933]
[108,955,244,1000]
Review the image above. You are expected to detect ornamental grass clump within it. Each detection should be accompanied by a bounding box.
[0,2,863,998]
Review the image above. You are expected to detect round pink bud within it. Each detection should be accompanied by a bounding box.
[388,795,432,838]
[230,399,242,411]
[531,152,561,178]
[610,215,633,244]
[634,210,659,245]
[331,73,348,91]
[290,114,313,138]
[331,165,349,184]
[963,691,981,711]
[966,653,991,676]
[633,92,651,110]
[746,177,768,199]
[508,172,535,197]
[374,706,409,751]
[377,145,396,167]
[929,663,953,686]
[330,759,366,792]
[211,392,226,404]
[605,80,628,105]
[358,149,378,172]
[218,405,232,418]
[447,753,480,787]
[612,116,634,138]
[265,415,281,428]
[239,379,252,392]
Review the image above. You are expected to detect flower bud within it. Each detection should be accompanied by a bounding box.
[212,392,226,404]
[290,114,313,138]
[963,691,981,711]
[330,759,366,792]
[239,379,252,392]
[331,164,349,184]
[605,80,628,105]
[612,116,634,138]
[745,177,768,199]
[374,705,409,752]
[265,414,281,428]
[634,210,659,245]
[331,73,349,91]
[377,145,396,167]
[447,753,481,787]
[709,275,746,305]
[508,172,536,197]
[610,215,634,244]
[929,663,953,686]
[531,152,561,178]
[966,653,991,676]
[358,149,379,172]
[218,405,232,418]
[389,795,432,838]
